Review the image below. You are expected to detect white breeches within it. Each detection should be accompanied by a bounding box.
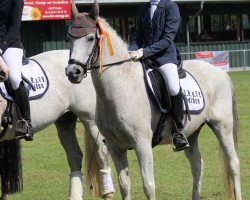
[2,48,23,90]
[158,63,180,96]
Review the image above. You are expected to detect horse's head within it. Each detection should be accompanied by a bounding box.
[65,0,99,83]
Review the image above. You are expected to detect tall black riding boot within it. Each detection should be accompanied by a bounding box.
[13,82,33,141]
[171,88,189,152]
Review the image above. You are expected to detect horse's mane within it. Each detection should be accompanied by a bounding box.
[98,18,130,61]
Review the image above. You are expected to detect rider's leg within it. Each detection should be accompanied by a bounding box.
[13,81,33,140]
[158,63,189,151]
[2,48,33,141]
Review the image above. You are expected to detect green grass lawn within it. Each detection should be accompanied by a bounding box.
[9,71,250,200]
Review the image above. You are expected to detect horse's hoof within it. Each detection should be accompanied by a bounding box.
[103,193,114,200]
[0,194,8,200]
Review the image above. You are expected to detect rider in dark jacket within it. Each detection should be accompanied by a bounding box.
[129,0,189,151]
[0,0,33,141]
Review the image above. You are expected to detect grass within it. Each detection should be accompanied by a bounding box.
[9,71,250,200]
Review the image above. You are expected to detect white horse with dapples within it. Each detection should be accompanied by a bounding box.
[65,1,242,200]
[0,50,115,200]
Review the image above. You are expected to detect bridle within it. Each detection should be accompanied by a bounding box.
[67,24,100,78]
[67,22,132,78]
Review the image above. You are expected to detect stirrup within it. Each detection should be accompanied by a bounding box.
[15,119,33,141]
[172,131,189,152]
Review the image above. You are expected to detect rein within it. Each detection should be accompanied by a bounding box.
[91,58,132,69]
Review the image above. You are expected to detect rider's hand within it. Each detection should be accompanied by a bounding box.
[129,48,143,61]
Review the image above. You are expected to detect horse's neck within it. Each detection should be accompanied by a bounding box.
[91,58,145,107]
[92,22,149,106]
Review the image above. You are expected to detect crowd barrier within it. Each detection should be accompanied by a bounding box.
[180,49,250,71]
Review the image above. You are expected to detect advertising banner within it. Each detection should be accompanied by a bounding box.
[195,51,229,72]
[22,0,71,21]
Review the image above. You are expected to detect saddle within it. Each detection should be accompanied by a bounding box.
[141,59,205,147]
[0,58,49,139]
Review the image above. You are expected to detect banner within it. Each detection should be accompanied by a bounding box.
[195,51,229,72]
[22,0,71,21]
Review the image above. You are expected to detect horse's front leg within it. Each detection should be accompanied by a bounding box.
[184,127,204,200]
[134,139,156,200]
[0,193,8,200]
[55,112,83,200]
[107,143,131,200]
[82,120,115,200]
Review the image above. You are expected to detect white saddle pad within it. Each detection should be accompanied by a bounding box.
[0,59,49,101]
[180,71,204,114]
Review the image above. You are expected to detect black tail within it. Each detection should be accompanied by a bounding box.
[0,139,23,194]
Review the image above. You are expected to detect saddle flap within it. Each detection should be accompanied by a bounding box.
[143,61,171,113]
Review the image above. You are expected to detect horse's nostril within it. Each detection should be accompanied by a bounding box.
[75,69,81,75]
[68,71,75,78]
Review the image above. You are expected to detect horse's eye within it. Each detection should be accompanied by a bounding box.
[65,35,70,42]
[88,35,95,42]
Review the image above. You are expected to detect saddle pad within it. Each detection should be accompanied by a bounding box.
[0,59,49,101]
[144,65,204,114]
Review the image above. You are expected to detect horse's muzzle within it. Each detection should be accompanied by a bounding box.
[65,65,83,84]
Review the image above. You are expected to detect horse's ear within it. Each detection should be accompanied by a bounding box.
[71,0,79,17]
[89,0,99,21]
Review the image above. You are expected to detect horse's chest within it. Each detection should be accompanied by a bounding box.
[96,109,134,148]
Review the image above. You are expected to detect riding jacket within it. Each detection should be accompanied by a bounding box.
[0,0,24,54]
[130,0,181,66]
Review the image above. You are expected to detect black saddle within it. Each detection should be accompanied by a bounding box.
[142,59,186,113]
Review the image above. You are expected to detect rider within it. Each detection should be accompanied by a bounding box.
[129,0,189,151]
[0,0,33,141]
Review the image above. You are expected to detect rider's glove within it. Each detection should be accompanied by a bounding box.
[129,48,143,61]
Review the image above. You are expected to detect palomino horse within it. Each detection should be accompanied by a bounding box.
[65,1,242,200]
[0,50,115,200]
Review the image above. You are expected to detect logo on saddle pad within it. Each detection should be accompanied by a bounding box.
[180,72,204,113]
[0,59,49,101]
